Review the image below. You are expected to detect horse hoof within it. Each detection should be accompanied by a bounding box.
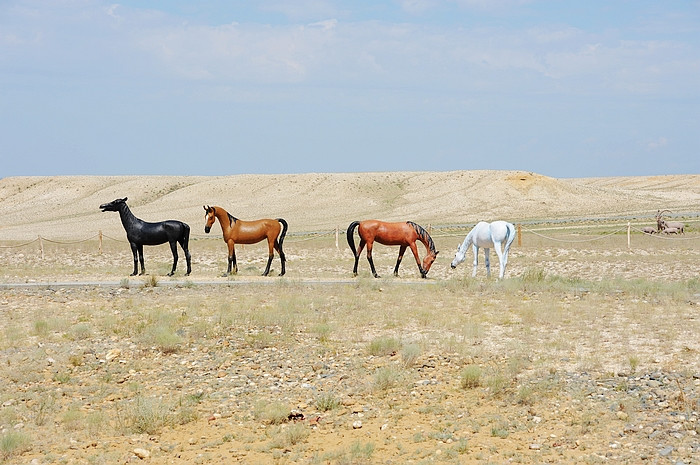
[167,273,174,277]
[373,274,380,278]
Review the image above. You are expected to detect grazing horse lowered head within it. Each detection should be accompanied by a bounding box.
[451,220,516,279]
[346,220,438,278]
[100,197,191,276]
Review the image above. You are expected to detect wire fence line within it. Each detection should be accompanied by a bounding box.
[0,218,698,250]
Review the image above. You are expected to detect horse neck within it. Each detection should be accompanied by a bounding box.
[118,204,140,230]
[214,208,235,230]
[411,222,435,255]
[460,233,473,252]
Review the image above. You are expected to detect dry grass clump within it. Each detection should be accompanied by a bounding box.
[254,401,290,425]
[116,396,173,435]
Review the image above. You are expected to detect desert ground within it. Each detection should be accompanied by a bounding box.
[0,171,699,464]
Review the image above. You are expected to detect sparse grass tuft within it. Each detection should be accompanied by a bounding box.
[0,430,31,461]
[368,337,401,356]
[460,365,482,389]
[149,325,183,354]
[142,275,159,288]
[373,366,403,392]
[400,343,421,367]
[315,392,341,412]
[117,396,172,434]
[254,401,290,425]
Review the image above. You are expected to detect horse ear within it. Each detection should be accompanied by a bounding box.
[203,205,207,211]
[435,251,439,256]
[122,197,128,202]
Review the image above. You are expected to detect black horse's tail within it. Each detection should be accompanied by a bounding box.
[346,221,360,256]
[276,218,288,249]
[181,222,191,247]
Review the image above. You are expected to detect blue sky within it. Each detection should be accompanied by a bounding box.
[1,0,698,178]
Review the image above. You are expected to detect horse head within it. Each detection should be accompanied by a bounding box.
[204,205,216,233]
[450,243,467,269]
[421,249,439,277]
[100,197,128,212]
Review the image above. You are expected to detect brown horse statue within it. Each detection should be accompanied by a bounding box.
[346,220,438,278]
[204,206,287,276]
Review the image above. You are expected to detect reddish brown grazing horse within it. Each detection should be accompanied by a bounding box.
[346,220,438,278]
[204,206,287,276]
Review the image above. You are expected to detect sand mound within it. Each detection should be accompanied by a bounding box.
[0,170,698,240]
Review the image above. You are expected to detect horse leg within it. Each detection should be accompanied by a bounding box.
[471,245,479,277]
[274,238,286,276]
[168,240,178,276]
[493,241,505,279]
[129,242,139,276]
[408,242,426,278]
[393,245,407,276]
[262,238,274,276]
[179,239,191,276]
[226,241,237,276]
[484,248,491,278]
[353,240,366,276]
[366,241,380,278]
[137,244,146,275]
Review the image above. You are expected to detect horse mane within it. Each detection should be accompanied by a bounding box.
[407,221,436,254]
[227,212,238,225]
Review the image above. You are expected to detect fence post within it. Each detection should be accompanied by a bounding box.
[517,224,522,247]
[39,235,44,260]
[335,226,339,250]
[99,230,103,254]
[627,222,631,249]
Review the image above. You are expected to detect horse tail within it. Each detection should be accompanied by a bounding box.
[276,218,288,249]
[504,222,516,253]
[182,221,191,247]
[346,221,360,256]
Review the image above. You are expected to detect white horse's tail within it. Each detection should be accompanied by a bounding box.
[504,222,517,253]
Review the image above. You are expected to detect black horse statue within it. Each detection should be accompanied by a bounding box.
[100,197,191,276]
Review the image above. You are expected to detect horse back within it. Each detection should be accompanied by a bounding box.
[360,220,415,246]
[233,218,281,244]
[132,220,188,245]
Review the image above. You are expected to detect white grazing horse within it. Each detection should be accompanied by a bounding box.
[450,221,516,279]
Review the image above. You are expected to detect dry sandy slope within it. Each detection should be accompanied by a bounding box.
[0,171,698,240]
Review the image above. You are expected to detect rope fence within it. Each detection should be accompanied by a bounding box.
[0,218,697,257]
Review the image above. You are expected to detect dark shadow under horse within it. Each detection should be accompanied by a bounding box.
[100,197,191,276]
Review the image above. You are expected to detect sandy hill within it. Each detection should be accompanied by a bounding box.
[0,171,698,241]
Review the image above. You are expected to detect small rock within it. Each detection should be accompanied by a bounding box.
[352,420,363,429]
[529,443,541,450]
[133,448,150,459]
[616,411,629,421]
[659,446,673,457]
[106,349,121,362]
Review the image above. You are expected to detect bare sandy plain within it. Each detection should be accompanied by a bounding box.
[1,171,699,464]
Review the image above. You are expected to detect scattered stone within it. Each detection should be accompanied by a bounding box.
[352,420,363,429]
[529,444,541,450]
[133,448,150,459]
[106,349,121,362]
[659,446,674,457]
